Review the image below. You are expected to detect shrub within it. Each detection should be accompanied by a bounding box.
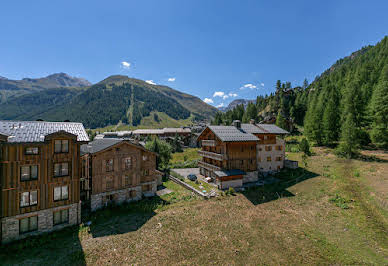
[299,138,311,156]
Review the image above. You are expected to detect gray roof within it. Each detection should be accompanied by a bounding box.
[214,169,246,177]
[0,120,89,143]
[80,139,123,155]
[80,138,151,155]
[256,124,289,134]
[207,125,259,142]
[240,124,267,134]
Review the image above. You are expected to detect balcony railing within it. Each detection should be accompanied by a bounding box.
[201,140,216,147]
[198,150,226,161]
[198,160,221,171]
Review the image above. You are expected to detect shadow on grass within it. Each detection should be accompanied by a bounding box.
[0,225,86,265]
[87,196,168,238]
[356,154,388,163]
[242,168,319,205]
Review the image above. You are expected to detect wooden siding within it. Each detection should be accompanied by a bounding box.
[0,133,81,218]
[88,142,158,195]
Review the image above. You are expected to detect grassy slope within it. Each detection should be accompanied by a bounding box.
[1,149,387,265]
[171,148,201,164]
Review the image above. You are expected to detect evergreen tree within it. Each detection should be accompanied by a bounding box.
[276,110,287,130]
[322,86,340,145]
[370,65,388,148]
[145,137,172,170]
[299,138,311,156]
[336,112,360,158]
[303,78,309,90]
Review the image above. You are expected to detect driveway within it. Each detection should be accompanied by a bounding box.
[171,168,199,178]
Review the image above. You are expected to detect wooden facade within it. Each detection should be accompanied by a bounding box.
[81,140,161,211]
[0,132,82,218]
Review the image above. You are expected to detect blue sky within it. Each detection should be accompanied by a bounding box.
[1,0,387,108]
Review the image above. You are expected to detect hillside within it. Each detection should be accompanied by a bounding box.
[0,75,218,129]
[219,99,255,112]
[0,73,91,102]
[214,36,388,149]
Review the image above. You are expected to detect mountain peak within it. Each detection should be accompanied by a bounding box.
[44,72,92,87]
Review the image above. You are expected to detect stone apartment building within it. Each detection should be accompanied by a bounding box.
[80,139,162,212]
[197,120,288,189]
[0,121,89,244]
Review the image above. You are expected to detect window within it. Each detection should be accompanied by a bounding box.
[267,156,272,162]
[276,145,282,151]
[54,140,69,153]
[124,157,132,170]
[20,191,38,207]
[265,146,272,151]
[276,156,282,161]
[19,216,38,234]
[258,147,262,151]
[106,178,114,190]
[142,184,152,192]
[142,155,148,161]
[264,136,268,140]
[25,147,39,155]
[54,163,69,177]
[142,169,149,176]
[53,209,69,225]
[128,190,137,199]
[250,146,254,150]
[106,159,114,172]
[20,165,38,181]
[54,186,68,201]
[124,175,131,186]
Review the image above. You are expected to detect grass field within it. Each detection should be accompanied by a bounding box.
[171,148,200,164]
[1,148,387,265]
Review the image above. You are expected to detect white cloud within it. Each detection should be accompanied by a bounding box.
[228,93,238,97]
[213,91,225,97]
[203,98,214,104]
[146,80,156,85]
[216,103,224,108]
[241,83,257,89]
[260,83,265,87]
[168,77,176,82]
[121,61,131,69]
[223,95,229,100]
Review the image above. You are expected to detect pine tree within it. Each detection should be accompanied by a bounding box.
[322,86,340,145]
[336,112,360,158]
[276,110,287,130]
[370,65,388,148]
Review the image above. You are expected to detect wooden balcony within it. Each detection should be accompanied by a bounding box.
[198,160,221,171]
[201,140,216,147]
[198,150,226,161]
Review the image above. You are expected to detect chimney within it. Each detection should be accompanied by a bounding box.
[233,120,241,129]
[249,119,255,125]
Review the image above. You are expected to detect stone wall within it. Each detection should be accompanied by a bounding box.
[90,181,157,212]
[1,202,81,244]
[243,171,259,183]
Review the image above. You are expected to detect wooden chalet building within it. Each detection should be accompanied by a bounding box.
[80,139,162,212]
[197,120,288,189]
[0,121,89,244]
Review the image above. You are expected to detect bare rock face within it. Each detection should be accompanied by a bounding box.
[45,73,92,87]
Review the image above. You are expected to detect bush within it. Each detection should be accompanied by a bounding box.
[226,187,236,195]
[299,138,311,156]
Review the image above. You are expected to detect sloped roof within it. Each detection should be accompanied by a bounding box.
[207,125,259,142]
[0,120,89,143]
[80,139,123,155]
[240,124,267,134]
[214,169,246,177]
[256,124,289,134]
[80,139,154,156]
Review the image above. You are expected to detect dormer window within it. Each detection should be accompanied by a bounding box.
[54,140,69,153]
[25,147,39,155]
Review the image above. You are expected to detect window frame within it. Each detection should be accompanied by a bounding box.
[25,147,39,155]
[20,165,39,182]
[267,156,272,162]
[53,185,69,202]
[20,190,38,208]
[54,140,69,154]
[54,162,70,177]
[53,209,69,226]
[106,159,114,172]
[124,157,132,170]
[19,216,38,234]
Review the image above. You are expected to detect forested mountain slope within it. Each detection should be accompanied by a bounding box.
[0,75,218,129]
[213,36,388,151]
[0,73,91,102]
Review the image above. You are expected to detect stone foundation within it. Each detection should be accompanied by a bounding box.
[1,202,81,244]
[90,181,157,212]
[243,171,259,183]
